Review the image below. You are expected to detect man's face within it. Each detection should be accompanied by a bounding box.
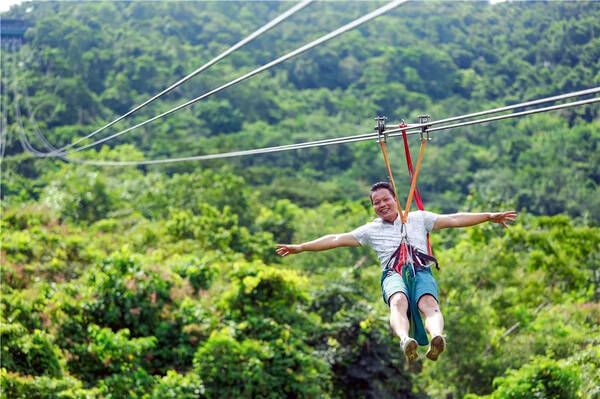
[371,189,398,223]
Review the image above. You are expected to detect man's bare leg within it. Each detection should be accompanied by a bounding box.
[417,294,444,336]
[418,294,445,360]
[389,292,418,361]
[389,292,410,339]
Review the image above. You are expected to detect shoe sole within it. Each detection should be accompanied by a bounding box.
[404,339,419,362]
[426,335,445,361]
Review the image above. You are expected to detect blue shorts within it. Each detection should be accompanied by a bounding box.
[381,267,439,306]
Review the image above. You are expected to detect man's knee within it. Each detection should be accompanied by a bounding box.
[417,294,439,313]
[389,292,408,311]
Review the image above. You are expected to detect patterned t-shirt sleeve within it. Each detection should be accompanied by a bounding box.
[350,223,371,246]
[421,211,439,232]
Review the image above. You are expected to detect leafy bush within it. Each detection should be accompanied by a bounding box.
[82,254,172,336]
[13,330,63,378]
[194,328,331,399]
[41,167,114,224]
[150,370,205,399]
[310,281,415,399]
[1,321,63,379]
[1,204,55,230]
[466,356,581,399]
[171,255,218,292]
[54,253,173,379]
[0,368,100,399]
[97,366,154,399]
[86,325,156,374]
[0,321,28,373]
[166,205,276,261]
[254,199,299,244]
[221,261,309,326]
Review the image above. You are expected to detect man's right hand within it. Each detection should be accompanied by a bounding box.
[276,244,302,257]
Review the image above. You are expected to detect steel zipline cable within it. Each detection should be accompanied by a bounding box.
[58,0,408,155]
[58,94,599,166]
[386,95,600,137]
[388,86,600,129]
[56,0,313,154]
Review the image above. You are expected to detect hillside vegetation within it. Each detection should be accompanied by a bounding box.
[1,1,599,398]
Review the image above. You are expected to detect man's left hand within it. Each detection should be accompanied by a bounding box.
[489,211,518,228]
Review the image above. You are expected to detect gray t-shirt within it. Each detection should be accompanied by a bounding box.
[351,210,438,269]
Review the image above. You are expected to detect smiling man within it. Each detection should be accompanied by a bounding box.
[276,181,517,362]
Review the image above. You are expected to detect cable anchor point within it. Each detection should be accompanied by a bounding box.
[418,114,432,141]
[374,116,388,143]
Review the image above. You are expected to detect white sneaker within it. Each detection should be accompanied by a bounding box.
[426,335,446,361]
[401,337,419,362]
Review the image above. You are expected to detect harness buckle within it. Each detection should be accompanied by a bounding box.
[399,223,408,241]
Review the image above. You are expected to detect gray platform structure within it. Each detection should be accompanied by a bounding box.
[1,18,31,47]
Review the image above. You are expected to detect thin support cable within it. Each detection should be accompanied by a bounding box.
[8,46,38,155]
[14,82,45,156]
[13,77,65,159]
[17,49,60,152]
[22,86,59,152]
[0,69,8,161]
[66,95,600,166]
[14,95,40,156]
[10,47,64,159]
[63,0,407,154]
[10,47,49,156]
[57,0,313,154]
[1,45,18,161]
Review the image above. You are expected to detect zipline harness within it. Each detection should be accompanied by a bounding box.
[376,116,439,345]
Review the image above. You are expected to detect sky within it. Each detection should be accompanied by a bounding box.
[0,0,510,14]
[1,0,25,13]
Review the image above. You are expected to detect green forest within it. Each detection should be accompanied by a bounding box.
[1,1,599,398]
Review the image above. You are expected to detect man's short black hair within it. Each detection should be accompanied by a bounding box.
[370,181,396,203]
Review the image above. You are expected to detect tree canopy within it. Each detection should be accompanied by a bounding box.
[1,1,599,398]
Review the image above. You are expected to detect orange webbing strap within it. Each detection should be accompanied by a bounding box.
[378,140,404,215]
[401,138,427,223]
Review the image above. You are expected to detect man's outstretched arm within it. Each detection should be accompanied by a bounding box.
[433,211,518,230]
[276,233,360,257]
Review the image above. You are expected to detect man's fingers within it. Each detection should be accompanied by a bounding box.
[276,245,291,257]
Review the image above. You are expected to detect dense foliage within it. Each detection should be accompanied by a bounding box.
[1,1,599,398]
